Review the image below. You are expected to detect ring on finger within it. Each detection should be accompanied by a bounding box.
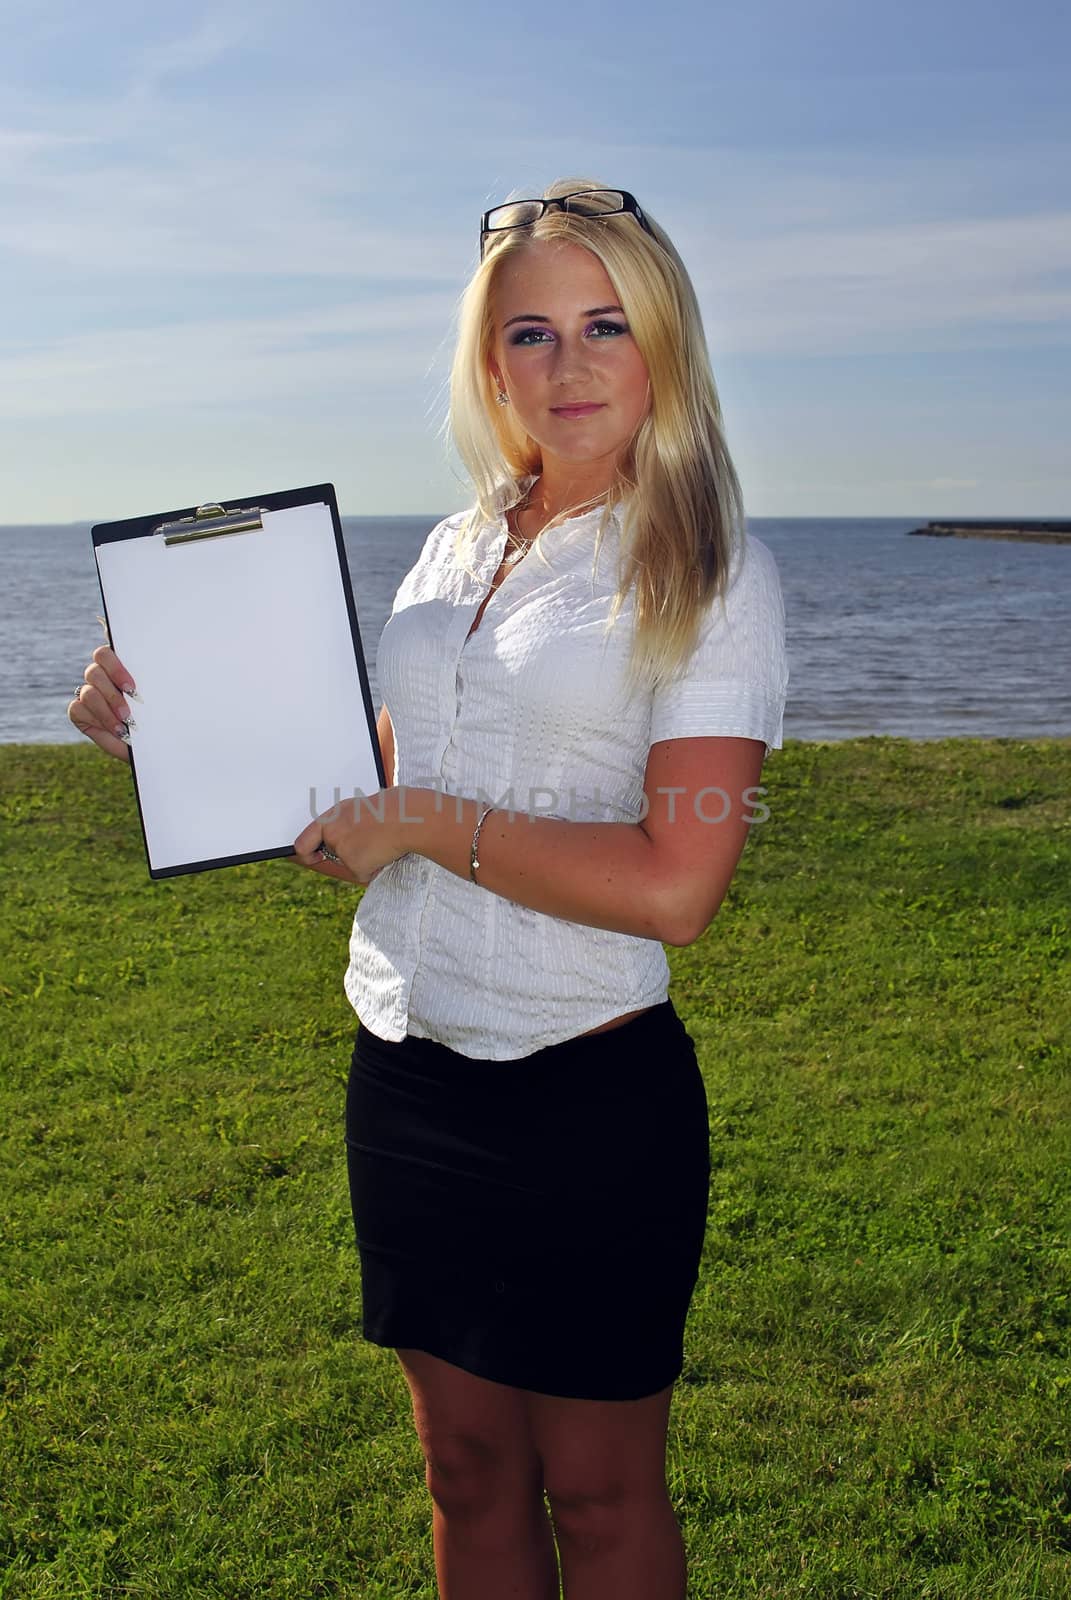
[319,843,342,864]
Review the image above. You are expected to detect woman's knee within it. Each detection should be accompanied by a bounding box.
[531,1383,675,1545]
[395,1347,543,1517]
[423,1425,542,1519]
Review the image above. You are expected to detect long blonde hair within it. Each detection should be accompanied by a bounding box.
[448,177,747,690]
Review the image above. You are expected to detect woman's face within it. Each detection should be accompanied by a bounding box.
[488,239,651,479]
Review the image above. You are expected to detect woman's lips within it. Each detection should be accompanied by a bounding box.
[550,403,605,419]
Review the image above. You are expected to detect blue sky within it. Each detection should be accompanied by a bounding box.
[2,0,1068,522]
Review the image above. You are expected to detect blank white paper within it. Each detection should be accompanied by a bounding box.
[95,501,381,874]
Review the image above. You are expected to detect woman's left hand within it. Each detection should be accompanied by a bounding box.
[291,785,425,885]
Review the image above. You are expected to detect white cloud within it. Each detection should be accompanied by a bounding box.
[0,145,466,280]
[0,126,103,186]
[0,292,457,418]
[129,15,249,97]
[693,209,1071,354]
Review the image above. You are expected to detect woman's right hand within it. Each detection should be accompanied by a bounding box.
[67,645,137,764]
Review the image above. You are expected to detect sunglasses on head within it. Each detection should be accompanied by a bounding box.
[480,188,654,258]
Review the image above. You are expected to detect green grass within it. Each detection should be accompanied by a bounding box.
[2,737,1069,1598]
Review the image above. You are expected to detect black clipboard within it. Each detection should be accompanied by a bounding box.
[92,483,385,879]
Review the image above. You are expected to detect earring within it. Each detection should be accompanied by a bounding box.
[496,387,509,407]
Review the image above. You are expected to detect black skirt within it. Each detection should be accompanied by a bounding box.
[344,999,711,1401]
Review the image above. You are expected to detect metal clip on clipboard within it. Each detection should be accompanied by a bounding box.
[153,503,268,546]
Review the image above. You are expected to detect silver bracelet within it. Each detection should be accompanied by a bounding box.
[469,804,495,885]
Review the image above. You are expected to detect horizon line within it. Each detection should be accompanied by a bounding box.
[6,511,1067,530]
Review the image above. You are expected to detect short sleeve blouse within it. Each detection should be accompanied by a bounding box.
[343,501,789,1059]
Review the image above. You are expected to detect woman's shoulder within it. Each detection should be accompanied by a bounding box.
[715,529,785,614]
[678,529,786,668]
[425,505,478,546]
[404,506,484,573]
[388,506,492,612]
[427,502,502,549]
[733,526,779,575]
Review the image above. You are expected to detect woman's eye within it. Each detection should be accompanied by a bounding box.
[507,320,629,346]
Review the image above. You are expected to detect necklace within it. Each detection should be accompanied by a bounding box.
[503,528,534,565]
[502,486,611,567]
[502,504,536,565]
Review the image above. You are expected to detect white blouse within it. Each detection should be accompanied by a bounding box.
[344,500,789,1060]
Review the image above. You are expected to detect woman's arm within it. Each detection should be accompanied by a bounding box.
[376,703,396,787]
[395,735,768,947]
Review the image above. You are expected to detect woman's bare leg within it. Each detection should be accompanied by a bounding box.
[396,1347,561,1599]
[528,1382,686,1599]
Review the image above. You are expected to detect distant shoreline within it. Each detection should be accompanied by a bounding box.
[908,519,1071,546]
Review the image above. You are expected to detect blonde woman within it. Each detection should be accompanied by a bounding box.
[70,180,789,1600]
